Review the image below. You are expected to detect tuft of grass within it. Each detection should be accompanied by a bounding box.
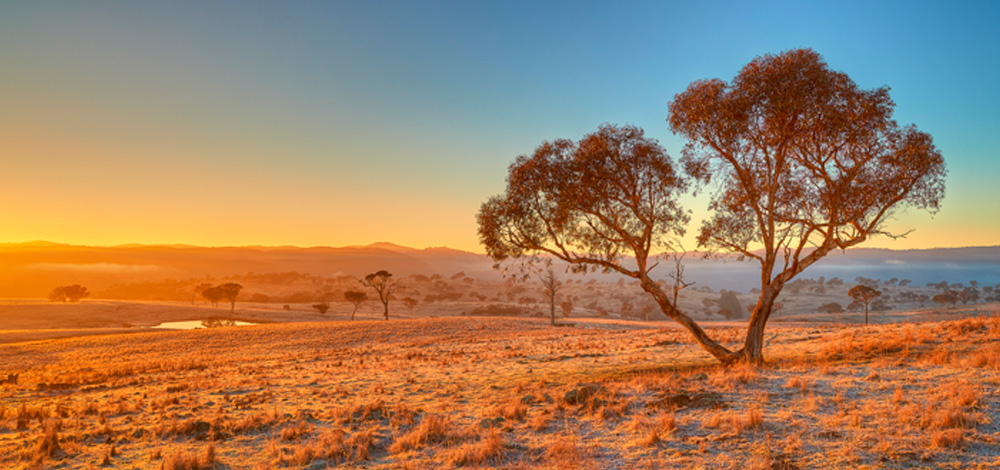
[390,413,465,453]
[446,428,504,466]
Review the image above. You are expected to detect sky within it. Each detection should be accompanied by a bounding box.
[1,1,998,253]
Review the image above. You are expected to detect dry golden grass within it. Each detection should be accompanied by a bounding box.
[1,310,999,469]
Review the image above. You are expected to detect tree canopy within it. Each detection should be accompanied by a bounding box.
[48,285,89,303]
[344,290,368,320]
[360,271,398,320]
[478,124,735,358]
[848,284,881,324]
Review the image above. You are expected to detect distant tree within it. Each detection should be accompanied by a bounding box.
[560,300,573,318]
[717,291,742,320]
[343,291,368,320]
[848,285,881,324]
[402,297,419,311]
[200,285,223,307]
[361,270,399,321]
[958,287,979,305]
[193,282,213,304]
[932,291,957,309]
[871,298,892,312]
[898,279,912,287]
[218,283,243,313]
[48,286,65,302]
[250,293,271,303]
[819,302,843,314]
[539,267,562,326]
[827,278,844,287]
[59,284,89,302]
[620,301,634,319]
[855,277,879,288]
[312,302,330,315]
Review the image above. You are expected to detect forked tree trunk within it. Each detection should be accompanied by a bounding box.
[382,302,389,320]
[638,275,739,363]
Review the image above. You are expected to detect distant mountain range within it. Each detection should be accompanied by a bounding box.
[1,241,998,297]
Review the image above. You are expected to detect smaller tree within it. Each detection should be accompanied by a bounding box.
[819,302,843,314]
[217,283,243,313]
[848,285,881,325]
[560,300,573,318]
[717,291,742,320]
[202,285,224,307]
[49,285,89,302]
[957,287,979,305]
[312,302,330,315]
[932,291,958,309]
[402,297,419,312]
[48,286,66,302]
[193,282,213,304]
[344,290,368,320]
[539,267,562,326]
[361,271,399,320]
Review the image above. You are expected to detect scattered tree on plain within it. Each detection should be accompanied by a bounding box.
[361,270,399,320]
[958,287,979,305]
[560,300,573,318]
[312,302,330,315]
[479,49,946,364]
[201,286,224,307]
[193,282,213,304]
[819,302,843,314]
[932,291,958,309]
[343,290,368,320]
[848,285,881,324]
[717,291,743,320]
[539,266,562,326]
[218,283,243,313]
[48,285,89,303]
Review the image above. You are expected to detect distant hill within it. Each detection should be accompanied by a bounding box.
[1,242,998,298]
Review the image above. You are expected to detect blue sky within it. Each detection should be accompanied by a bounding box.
[1,1,997,250]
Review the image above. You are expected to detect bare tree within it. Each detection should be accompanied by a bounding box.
[361,271,398,320]
[539,266,562,326]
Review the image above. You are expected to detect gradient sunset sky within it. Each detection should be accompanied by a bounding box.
[2,1,997,252]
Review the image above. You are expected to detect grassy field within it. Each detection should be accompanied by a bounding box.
[1,306,998,469]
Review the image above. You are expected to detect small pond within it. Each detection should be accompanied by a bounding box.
[147,319,260,330]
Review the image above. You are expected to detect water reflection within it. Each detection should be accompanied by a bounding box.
[148,319,258,330]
